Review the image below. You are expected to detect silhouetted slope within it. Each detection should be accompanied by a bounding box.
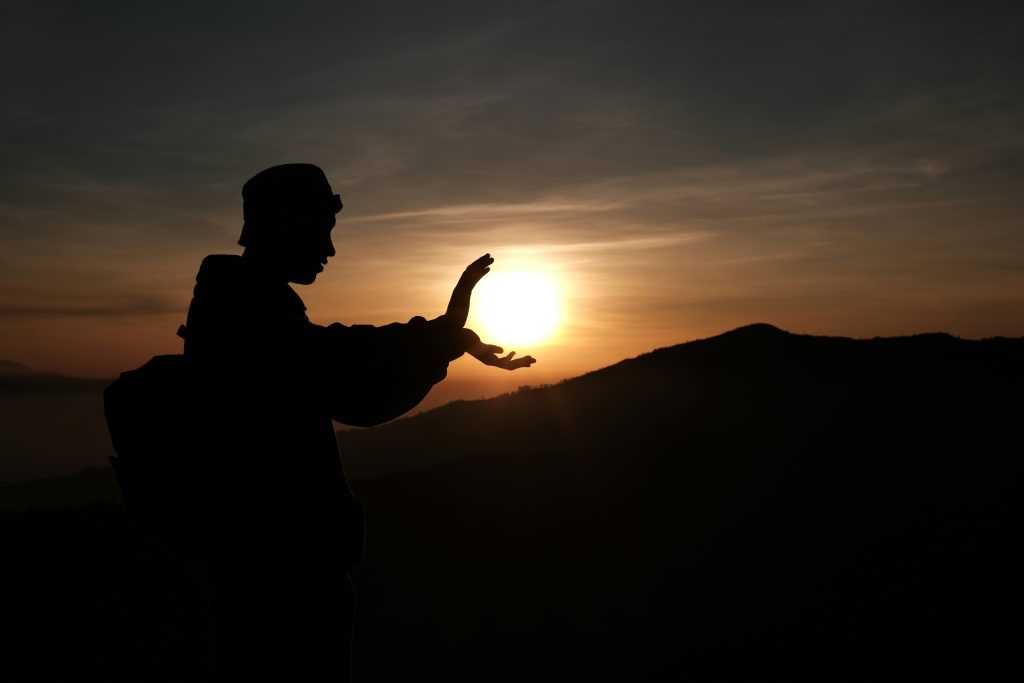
[3,325,1022,680]
[0,361,113,481]
[0,359,109,393]
[345,323,1022,679]
[0,466,121,510]
[341,322,1018,478]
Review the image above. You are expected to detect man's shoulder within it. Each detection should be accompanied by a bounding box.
[194,254,265,292]
[191,253,307,318]
[197,253,243,279]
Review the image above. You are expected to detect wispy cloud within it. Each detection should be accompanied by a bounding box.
[0,295,180,319]
[343,198,626,225]
[2,0,1023,377]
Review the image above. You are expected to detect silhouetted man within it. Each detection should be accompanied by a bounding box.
[178,163,534,681]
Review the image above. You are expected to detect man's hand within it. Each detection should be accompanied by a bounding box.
[445,254,493,329]
[462,328,536,371]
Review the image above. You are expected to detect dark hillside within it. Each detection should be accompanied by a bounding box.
[3,324,1022,680]
[347,323,1022,678]
[0,360,112,480]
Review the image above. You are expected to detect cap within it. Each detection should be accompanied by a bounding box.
[238,163,343,247]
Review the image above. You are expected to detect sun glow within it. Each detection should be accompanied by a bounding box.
[472,270,562,347]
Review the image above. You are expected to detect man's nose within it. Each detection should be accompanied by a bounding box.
[326,240,336,258]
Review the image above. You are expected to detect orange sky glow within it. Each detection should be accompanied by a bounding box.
[2,3,1022,404]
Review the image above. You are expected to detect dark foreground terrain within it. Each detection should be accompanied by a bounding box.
[3,324,1022,680]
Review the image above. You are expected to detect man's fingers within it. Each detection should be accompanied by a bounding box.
[466,253,493,271]
[464,255,494,278]
[466,266,490,281]
[457,266,490,291]
[469,339,502,354]
[468,346,537,370]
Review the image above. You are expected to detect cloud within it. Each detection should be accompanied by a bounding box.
[915,158,948,179]
[2,0,1023,376]
[0,295,180,319]
[344,198,625,225]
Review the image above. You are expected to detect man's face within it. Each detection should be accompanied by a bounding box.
[278,211,337,285]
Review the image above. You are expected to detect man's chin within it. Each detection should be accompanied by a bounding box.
[286,262,325,285]
[289,271,320,285]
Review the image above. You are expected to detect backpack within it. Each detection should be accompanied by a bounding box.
[105,351,368,570]
[104,354,237,561]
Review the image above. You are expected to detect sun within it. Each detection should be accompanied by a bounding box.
[471,270,562,347]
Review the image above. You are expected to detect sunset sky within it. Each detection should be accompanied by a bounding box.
[2,1,1022,397]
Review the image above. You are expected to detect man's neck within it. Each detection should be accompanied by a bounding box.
[241,248,289,283]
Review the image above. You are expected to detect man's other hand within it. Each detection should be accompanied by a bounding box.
[463,328,536,371]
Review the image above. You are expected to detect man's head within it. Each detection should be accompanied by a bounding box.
[238,163,343,285]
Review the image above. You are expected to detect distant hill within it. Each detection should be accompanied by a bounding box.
[340,322,1021,478]
[0,359,36,374]
[0,359,536,481]
[344,323,1023,677]
[0,358,110,392]
[0,466,121,510]
[0,360,113,481]
[3,324,1023,679]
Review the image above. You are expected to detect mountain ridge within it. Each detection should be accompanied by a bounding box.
[3,322,1022,677]
[337,321,1022,478]
[4,322,1020,486]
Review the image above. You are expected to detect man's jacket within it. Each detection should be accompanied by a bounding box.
[178,254,464,573]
